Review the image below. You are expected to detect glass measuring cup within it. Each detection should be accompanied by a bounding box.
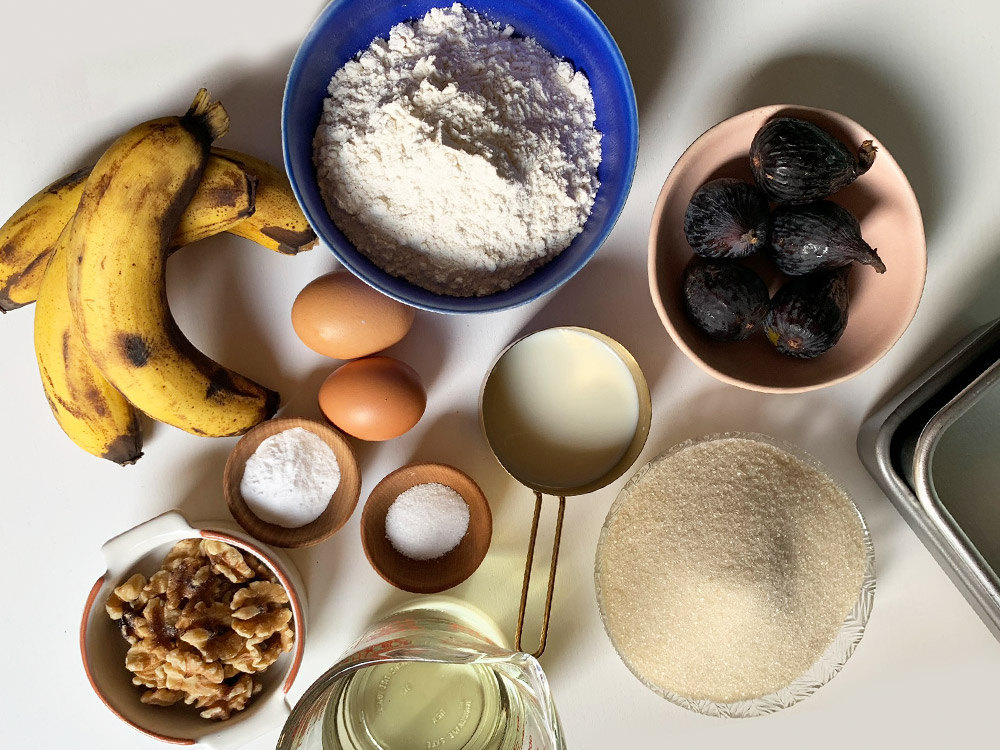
[480,326,651,656]
[276,598,565,750]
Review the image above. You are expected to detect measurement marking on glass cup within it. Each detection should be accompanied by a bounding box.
[374,663,402,715]
[425,698,473,748]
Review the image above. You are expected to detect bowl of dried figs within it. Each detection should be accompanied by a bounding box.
[80,510,306,747]
[648,104,927,393]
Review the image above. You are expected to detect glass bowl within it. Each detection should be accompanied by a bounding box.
[594,432,876,718]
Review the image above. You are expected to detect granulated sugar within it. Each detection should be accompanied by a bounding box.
[595,435,867,704]
[313,3,602,297]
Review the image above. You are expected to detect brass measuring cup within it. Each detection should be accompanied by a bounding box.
[480,326,651,657]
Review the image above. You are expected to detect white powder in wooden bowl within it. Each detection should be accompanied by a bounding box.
[385,482,470,560]
[240,427,341,528]
[595,435,868,705]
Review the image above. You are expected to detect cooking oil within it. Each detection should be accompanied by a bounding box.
[323,659,523,750]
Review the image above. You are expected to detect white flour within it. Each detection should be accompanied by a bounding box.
[313,3,602,297]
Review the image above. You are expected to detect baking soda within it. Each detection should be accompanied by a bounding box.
[240,427,341,528]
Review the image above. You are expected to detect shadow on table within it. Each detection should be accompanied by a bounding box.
[587,0,689,118]
[175,443,234,522]
[382,307,452,397]
[405,409,494,474]
[167,232,289,407]
[209,45,299,163]
[285,524,357,627]
[866,249,1000,420]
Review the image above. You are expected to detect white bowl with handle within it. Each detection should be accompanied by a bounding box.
[80,509,307,749]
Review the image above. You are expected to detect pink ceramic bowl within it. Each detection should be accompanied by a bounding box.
[80,511,307,748]
[648,104,927,393]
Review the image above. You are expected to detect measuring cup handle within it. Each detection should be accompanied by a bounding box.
[515,492,566,658]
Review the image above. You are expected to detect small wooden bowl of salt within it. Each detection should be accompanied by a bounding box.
[361,463,492,594]
[224,417,362,548]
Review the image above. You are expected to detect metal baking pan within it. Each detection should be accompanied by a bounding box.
[858,317,1000,639]
[911,356,1000,620]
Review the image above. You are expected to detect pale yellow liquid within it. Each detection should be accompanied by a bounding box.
[483,329,640,490]
[329,661,510,750]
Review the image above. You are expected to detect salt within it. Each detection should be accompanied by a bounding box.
[385,483,470,560]
[240,427,341,528]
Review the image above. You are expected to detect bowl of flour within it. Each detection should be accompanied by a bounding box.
[283,0,638,313]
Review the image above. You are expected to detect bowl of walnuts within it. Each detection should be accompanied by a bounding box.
[80,510,306,746]
[648,104,927,393]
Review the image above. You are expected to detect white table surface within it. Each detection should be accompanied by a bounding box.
[3,0,1000,747]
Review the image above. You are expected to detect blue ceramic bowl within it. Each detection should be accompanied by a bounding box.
[282,0,638,314]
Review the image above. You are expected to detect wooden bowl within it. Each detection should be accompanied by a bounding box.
[648,104,927,393]
[361,463,492,594]
[224,417,361,548]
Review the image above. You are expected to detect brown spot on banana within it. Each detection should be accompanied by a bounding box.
[205,367,238,401]
[45,166,93,194]
[89,171,114,206]
[202,365,281,419]
[263,388,280,422]
[201,180,252,211]
[43,365,89,422]
[61,329,71,370]
[120,334,152,367]
[81,383,110,418]
[39,363,82,419]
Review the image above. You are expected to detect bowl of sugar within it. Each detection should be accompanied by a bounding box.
[595,433,875,717]
[224,417,362,548]
[361,463,493,593]
[283,0,638,313]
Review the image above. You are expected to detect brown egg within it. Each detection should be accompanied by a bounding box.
[291,271,416,359]
[318,357,426,441]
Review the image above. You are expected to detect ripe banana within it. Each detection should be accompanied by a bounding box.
[173,153,257,247]
[34,223,143,464]
[68,89,279,438]
[0,154,258,311]
[0,168,89,311]
[211,147,316,254]
[33,153,260,463]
